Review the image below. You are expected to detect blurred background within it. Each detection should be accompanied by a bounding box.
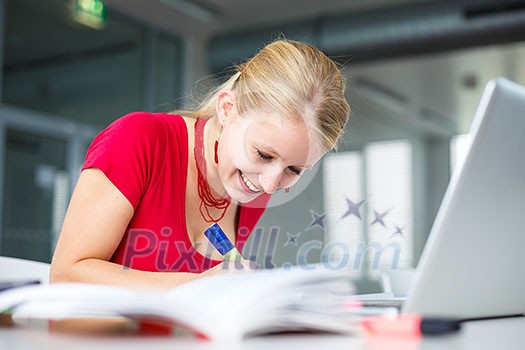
[1,0,524,290]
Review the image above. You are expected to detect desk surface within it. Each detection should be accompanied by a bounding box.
[1,317,525,350]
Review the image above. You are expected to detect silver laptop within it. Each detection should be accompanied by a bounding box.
[400,77,525,318]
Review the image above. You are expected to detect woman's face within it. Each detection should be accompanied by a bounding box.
[217,106,325,204]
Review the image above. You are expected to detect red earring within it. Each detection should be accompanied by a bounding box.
[285,187,290,193]
[214,139,219,164]
[214,124,223,164]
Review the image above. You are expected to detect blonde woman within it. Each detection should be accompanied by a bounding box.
[50,39,350,289]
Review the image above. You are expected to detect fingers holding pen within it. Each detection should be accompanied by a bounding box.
[221,258,259,272]
[202,258,259,277]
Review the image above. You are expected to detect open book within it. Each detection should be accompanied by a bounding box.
[0,265,359,341]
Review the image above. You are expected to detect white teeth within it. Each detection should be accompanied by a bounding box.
[241,172,259,192]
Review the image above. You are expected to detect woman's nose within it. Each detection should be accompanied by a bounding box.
[258,171,283,194]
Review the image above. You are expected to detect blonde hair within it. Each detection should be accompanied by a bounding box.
[189,39,350,151]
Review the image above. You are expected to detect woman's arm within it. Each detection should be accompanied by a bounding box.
[50,168,203,290]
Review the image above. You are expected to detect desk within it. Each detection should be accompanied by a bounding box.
[1,317,524,350]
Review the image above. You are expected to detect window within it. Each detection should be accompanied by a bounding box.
[323,152,363,263]
[0,0,183,262]
[365,141,412,270]
[323,140,413,275]
[2,128,67,262]
[153,34,183,112]
[2,0,182,128]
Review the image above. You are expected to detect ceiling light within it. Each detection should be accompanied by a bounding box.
[71,0,108,30]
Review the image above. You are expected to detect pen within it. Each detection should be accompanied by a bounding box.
[204,223,244,261]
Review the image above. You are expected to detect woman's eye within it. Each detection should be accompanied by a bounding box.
[256,148,302,176]
[288,166,302,176]
[256,149,272,161]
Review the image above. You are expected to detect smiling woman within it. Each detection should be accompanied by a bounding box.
[49,39,350,290]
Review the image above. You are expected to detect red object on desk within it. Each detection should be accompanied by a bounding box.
[361,314,461,337]
[362,314,421,336]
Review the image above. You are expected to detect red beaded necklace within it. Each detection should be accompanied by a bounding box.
[193,117,231,223]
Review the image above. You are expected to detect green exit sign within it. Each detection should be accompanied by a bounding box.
[72,0,108,30]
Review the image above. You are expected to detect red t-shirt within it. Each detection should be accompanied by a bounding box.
[82,112,269,273]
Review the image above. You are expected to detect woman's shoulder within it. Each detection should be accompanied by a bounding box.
[114,111,185,128]
[88,112,188,155]
[102,111,190,140]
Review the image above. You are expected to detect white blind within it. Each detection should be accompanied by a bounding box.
[323,140,413,275]
[323,152,363,273]
[365,140,412,270]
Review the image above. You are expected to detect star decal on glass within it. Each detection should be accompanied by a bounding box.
[340,196,366,221]
[390,224,407,239]
[307,210,327,230]
[284,232,302,247]
[370,208,391,228]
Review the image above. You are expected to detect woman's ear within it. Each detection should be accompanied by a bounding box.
[215,89,236,126]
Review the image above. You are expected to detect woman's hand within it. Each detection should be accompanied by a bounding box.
[201,259,259,277]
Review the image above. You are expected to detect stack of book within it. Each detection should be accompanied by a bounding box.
[0,265,360,341]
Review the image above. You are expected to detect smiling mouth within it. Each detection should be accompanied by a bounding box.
[240,171,261,193]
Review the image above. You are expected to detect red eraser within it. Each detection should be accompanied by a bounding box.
[361,314,422,337]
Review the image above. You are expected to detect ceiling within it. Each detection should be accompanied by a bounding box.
[99,0,525,138]
[4,0,429,69]
[103,0,428,36]
[345,42,525,143]
[4,0,525,138]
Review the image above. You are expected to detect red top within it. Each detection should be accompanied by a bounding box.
[82,112,269,273]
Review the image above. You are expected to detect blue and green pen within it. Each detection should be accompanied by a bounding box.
[204,223,244,261]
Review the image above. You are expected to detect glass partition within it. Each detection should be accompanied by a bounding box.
[2,128,67,262]
[3,0,143,127]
